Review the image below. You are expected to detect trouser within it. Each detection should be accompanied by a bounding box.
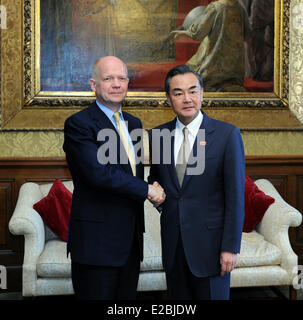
[166,232,230,300]
[71,242,140,300]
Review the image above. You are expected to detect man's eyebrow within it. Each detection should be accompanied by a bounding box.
[189,85,199,90]
[172,85,199,92]
[172,87,182,92]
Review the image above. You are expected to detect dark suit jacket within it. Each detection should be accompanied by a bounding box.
[149,111,245,278]
[63,102,148,267]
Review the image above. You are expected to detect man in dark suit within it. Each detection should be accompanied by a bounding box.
[149,65,245,299]
[63,56,165,300]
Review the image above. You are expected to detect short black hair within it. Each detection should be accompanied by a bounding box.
[164,65,203,94]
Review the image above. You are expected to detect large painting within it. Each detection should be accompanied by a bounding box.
[2,0,302,130]
[40,0,274,93]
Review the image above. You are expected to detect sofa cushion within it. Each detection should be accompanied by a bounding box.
[243,175,275,232]
[237,231,281,267]
[37,240,71,278]
[33,179,72,242]
[37,233,281,278]
[39,180,74,197]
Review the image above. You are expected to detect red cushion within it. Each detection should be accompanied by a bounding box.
[33,179,72,242]
[243,175,275,232]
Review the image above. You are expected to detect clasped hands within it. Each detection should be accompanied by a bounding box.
[148,181,166,208]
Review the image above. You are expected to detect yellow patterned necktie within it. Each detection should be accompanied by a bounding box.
[113,112,136,176]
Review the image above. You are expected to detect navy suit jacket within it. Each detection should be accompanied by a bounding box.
[63,102,148,266]
[149,111,245,278]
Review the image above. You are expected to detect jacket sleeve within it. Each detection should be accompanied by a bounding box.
[147,128,161,185]
[63,114,148,203]
[221,126,245,254]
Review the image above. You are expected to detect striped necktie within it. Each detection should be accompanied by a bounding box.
[176,127,190,186]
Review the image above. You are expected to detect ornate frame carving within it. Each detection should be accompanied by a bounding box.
[1,0,303,130]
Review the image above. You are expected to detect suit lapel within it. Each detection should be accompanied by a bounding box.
[88,103,132,175]
[89,102,116,131]
[181,111,215,190]
[165,119,181,191]
[122,111,136,140]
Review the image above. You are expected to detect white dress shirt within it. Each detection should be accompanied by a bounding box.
[96,100,136,159]
[174,111,203,166]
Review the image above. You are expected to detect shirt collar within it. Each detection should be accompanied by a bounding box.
[96,100,123,121]
[176,111,203,136]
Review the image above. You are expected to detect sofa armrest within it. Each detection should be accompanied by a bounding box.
[9,182,46,296]
[254,179,302,279]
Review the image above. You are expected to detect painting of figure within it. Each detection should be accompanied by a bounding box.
[170,0,250,92]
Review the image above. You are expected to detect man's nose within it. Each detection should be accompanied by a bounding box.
[183,92,192,102]
[111,78,121,87]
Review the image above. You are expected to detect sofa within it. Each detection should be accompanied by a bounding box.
[9,167,302,299]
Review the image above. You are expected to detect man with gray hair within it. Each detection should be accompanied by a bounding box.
[63,56,165,299]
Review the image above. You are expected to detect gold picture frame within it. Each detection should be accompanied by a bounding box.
[1,0,303,131]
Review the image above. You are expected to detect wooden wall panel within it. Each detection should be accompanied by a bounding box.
[0,181,13,245]
[0,156,302,292]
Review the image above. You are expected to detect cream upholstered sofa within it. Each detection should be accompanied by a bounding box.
[9,168,302,298]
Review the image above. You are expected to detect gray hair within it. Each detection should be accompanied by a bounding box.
[91,57,128,81]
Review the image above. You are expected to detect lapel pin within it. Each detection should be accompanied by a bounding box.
[200,141,206,146]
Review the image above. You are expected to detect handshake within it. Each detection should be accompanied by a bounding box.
[147,182,166,208]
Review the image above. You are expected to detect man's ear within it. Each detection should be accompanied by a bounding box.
[89,78,96,92]
[166,93,172,106]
